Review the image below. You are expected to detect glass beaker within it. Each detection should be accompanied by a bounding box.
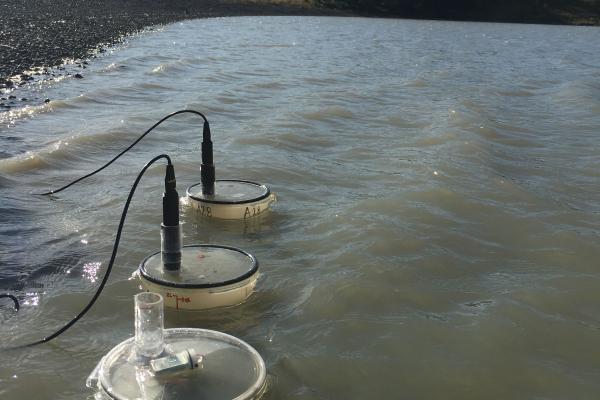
[134,292,164,358]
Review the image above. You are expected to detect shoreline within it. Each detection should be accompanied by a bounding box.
[0,0,350,90]
[1,0,598,94]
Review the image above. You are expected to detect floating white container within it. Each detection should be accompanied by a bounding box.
[186,180,276,220]
[137,244,259,310]
[88,293,266,400]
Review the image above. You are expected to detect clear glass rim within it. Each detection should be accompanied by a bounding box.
[134,292,163,308]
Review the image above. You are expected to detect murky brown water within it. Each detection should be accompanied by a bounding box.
[1,16,600,399]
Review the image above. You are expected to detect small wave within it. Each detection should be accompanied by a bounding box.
[250,43,296,48]
[138,82,170,90]
[0,103,54,126]
[415,131,458,147]
[233,69,272,78]
[302,76,341,86]
[99,62,130,73]
[151,64,166,74]
[70,92,117,106]
[202,70,242,84]
[249,81,287,90]
[471,124,502,140]
[404,78,428,88]
[496,89,535,97]
[0,124,139,173]
[271,121,315,133]
[0,151,50,173]
[215,93,243,105]
[387,114,431,129]
[148,57,199,75]
[299,106,354,122]
[450,102,529,145]
[73,87,146,106]
[543,79,600,111]
[233,130,335,152]
[276,132,335,147]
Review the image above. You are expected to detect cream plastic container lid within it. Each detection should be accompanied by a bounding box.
[186,180,276,220]
[140,245,258,289]
[88,328,266,400]
[187,180,271,204]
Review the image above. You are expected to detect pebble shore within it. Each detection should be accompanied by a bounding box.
[0,0,341,89]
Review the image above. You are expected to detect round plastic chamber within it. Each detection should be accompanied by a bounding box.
[137,245,259,310]
[87,328,267,400]
[186,180,276,220]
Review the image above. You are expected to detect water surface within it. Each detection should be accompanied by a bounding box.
[1,16,600,399]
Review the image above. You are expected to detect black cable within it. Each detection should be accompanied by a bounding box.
[4,154,172,349]
[0,293,20,311]
[38,110,207,195]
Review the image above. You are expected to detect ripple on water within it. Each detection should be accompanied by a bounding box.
[1,16,600,400]
[302,76,342,86]
[248,81,288,90]
[496,88,535,97]
[148,57,199,75]
[0,104,54,127]
[403,77,429,87]
[298,106,355,122]
[0,152,51,173]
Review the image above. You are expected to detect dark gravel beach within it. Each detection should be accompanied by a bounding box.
[0,0,341,88]
[2,0,597,91]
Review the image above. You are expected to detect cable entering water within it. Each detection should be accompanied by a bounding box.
[38,110,207,195]
[3,154,172,350]
[0,294,20,311]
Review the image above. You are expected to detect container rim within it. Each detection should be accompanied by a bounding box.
[186,179,271,205]
[98,328,267,400]
[139,244,259,289]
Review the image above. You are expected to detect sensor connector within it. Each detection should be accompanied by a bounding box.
[162,164,182,271]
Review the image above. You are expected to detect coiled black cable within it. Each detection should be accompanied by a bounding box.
[38,110,207,195]
[0,293,19,311]
[3,154,171,349]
